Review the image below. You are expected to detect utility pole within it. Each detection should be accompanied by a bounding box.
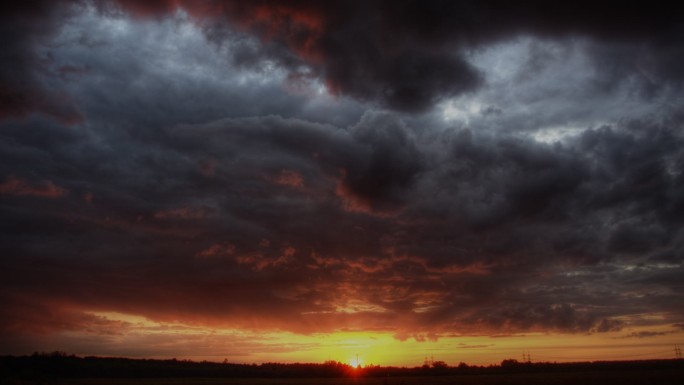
[676,345,682,359]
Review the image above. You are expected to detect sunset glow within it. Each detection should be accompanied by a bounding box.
[1,0,684,367]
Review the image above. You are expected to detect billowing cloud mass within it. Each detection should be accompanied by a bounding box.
[1,0,683,363]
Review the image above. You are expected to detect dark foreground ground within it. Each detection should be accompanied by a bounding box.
[48,371,684,385]
[3,355,684,384]
[4,369,679,385]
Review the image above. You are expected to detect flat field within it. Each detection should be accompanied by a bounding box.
[36,369,684,385]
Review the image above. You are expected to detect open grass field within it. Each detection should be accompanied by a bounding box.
[34,369,684,385]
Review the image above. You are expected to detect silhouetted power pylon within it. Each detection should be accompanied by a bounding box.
[522,351,531,363]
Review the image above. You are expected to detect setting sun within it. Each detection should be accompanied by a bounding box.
[350,355,363,368]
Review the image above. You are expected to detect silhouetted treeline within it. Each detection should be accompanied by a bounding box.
[1,351,683,381]
[0,352,358,381]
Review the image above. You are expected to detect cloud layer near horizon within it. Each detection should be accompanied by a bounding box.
[1,0,683,358]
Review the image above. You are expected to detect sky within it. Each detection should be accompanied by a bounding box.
[1,0,684,367]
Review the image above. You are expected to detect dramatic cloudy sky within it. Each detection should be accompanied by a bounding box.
[2,0,684,365]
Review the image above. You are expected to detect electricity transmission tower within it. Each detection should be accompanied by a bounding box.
[522,351,531,363]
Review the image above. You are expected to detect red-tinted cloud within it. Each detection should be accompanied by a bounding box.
[0,176,67,198]
[0,293,128,336]
[271,169,304,188]
[335,169,383,216]
[195,243,235,259]
[0,87,83,124]
[154,206,206,220]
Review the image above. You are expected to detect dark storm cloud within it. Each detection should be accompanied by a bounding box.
[237,1,684,112]
[1,0,684,353]
[0,2,83,123]
[3,110,683,340]
[100,0,684,113]
[0,111,423,334]
[4,1,683,119]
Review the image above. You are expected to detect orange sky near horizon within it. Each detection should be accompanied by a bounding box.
[16,310,681,367]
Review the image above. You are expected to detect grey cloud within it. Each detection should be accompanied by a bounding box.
[3,106,683,340]
[471,303,607,333]
[0,1,83,122]
[189,1,684,113]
